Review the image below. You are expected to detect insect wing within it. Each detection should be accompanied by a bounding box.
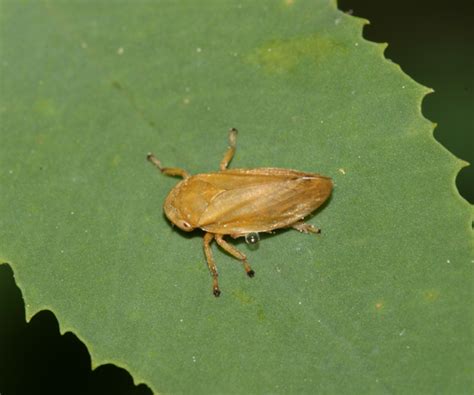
[197,168,332,235]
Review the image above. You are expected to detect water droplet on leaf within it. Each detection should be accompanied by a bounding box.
[245,232,260,245]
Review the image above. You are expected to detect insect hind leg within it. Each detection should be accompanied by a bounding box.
[219,128,238,170]
[203,233,221,297]
[291,221,321,234]
[215,234,255,277]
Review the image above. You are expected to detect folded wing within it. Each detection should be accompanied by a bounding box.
[196,168,332,235]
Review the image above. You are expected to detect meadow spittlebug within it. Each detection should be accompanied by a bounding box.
[147,128,332,297]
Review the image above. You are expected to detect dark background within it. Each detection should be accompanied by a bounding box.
[339,0,473,204]
[1,1,472,394]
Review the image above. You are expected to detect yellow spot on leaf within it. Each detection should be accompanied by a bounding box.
[34,99,56,117]
[35,134,45,145]
[112,155,121,166]
[232,289,254,305]
[375,301,384,311]
[423,289,440,302]
[247,34,345,74]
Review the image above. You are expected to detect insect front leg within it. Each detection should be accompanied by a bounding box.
[203,233,221,297]
[219,128,238,170]
[291,221,321,234]
[215,234,255,277]
[147,153,190,179]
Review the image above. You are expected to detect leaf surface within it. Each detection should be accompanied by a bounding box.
[1,1,472,393]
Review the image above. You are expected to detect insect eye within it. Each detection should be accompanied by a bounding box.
[179,220,193,232]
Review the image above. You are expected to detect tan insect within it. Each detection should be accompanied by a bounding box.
[147,128,332,297]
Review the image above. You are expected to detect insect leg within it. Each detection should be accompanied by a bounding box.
[215,234,255,277]
[219,128,238,170]
[147,153,190,179]
[203,233,221,297]
[291,221,321,234]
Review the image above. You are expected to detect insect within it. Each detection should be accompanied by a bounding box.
[147,128,333,297]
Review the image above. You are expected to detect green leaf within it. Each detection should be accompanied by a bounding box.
[1,1,472,393]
